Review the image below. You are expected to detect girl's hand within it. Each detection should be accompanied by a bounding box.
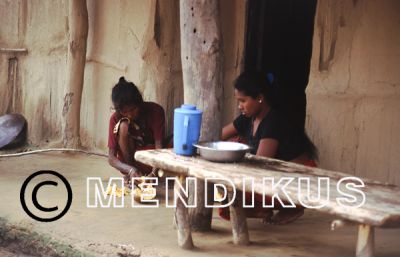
[124,168,143,187]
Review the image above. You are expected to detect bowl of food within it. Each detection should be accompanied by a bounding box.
[193,141,251,162]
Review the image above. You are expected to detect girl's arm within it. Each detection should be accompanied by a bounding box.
[108,148,142,177]
[256,138,278,158]
[221,123,238,140]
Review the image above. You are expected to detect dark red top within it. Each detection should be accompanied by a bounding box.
[108,102,165,159]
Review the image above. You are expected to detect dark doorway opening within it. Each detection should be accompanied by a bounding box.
[244,0,317,131]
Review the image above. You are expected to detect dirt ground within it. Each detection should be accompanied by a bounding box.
[0,152,399,257]
[0,247,35,257]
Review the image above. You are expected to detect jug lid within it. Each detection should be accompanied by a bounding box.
[175,104,202,114]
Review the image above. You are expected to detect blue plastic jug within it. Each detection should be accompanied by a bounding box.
[173,104,202,156]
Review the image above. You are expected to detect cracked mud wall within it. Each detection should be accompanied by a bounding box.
[306,0,400,185]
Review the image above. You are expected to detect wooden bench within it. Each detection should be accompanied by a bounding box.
[135,149,400,257]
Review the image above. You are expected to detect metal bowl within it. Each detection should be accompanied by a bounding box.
[193,141,251,162]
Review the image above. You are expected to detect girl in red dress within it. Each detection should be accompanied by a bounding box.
[108,77,168,185]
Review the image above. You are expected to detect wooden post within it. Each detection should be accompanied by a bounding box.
[174,175,194,249]
[187,178,213,231]
[62,0,88,148]
[180,0,224,231]
[228,190,250,245]
[356,224,374,257]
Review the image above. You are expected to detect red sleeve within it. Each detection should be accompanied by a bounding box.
[150,104,165,142]
[108,113,117,149]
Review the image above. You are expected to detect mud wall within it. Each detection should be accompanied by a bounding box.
[0,0,68,146]
[306,0,400,185]
[80,0,183,149]
[0,0,245,149]
[0,0,184,149]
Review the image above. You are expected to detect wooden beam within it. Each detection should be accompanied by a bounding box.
[356,224,374,257]
[228,190,250,245]
[0,48,28,54]
[174,175,194,249]
[62,0,88,148]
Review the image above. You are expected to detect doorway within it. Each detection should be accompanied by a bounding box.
[244,0,317,131]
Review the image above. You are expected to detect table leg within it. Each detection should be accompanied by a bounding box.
[356,224,374,257]
[228,190,250,245]
[174,175,194,249]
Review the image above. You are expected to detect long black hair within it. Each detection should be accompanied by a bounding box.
[111,77,143,112]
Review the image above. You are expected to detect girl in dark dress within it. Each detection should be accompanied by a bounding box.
[220,70,318,225]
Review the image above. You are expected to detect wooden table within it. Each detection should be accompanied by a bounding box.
[135,149,400,256]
